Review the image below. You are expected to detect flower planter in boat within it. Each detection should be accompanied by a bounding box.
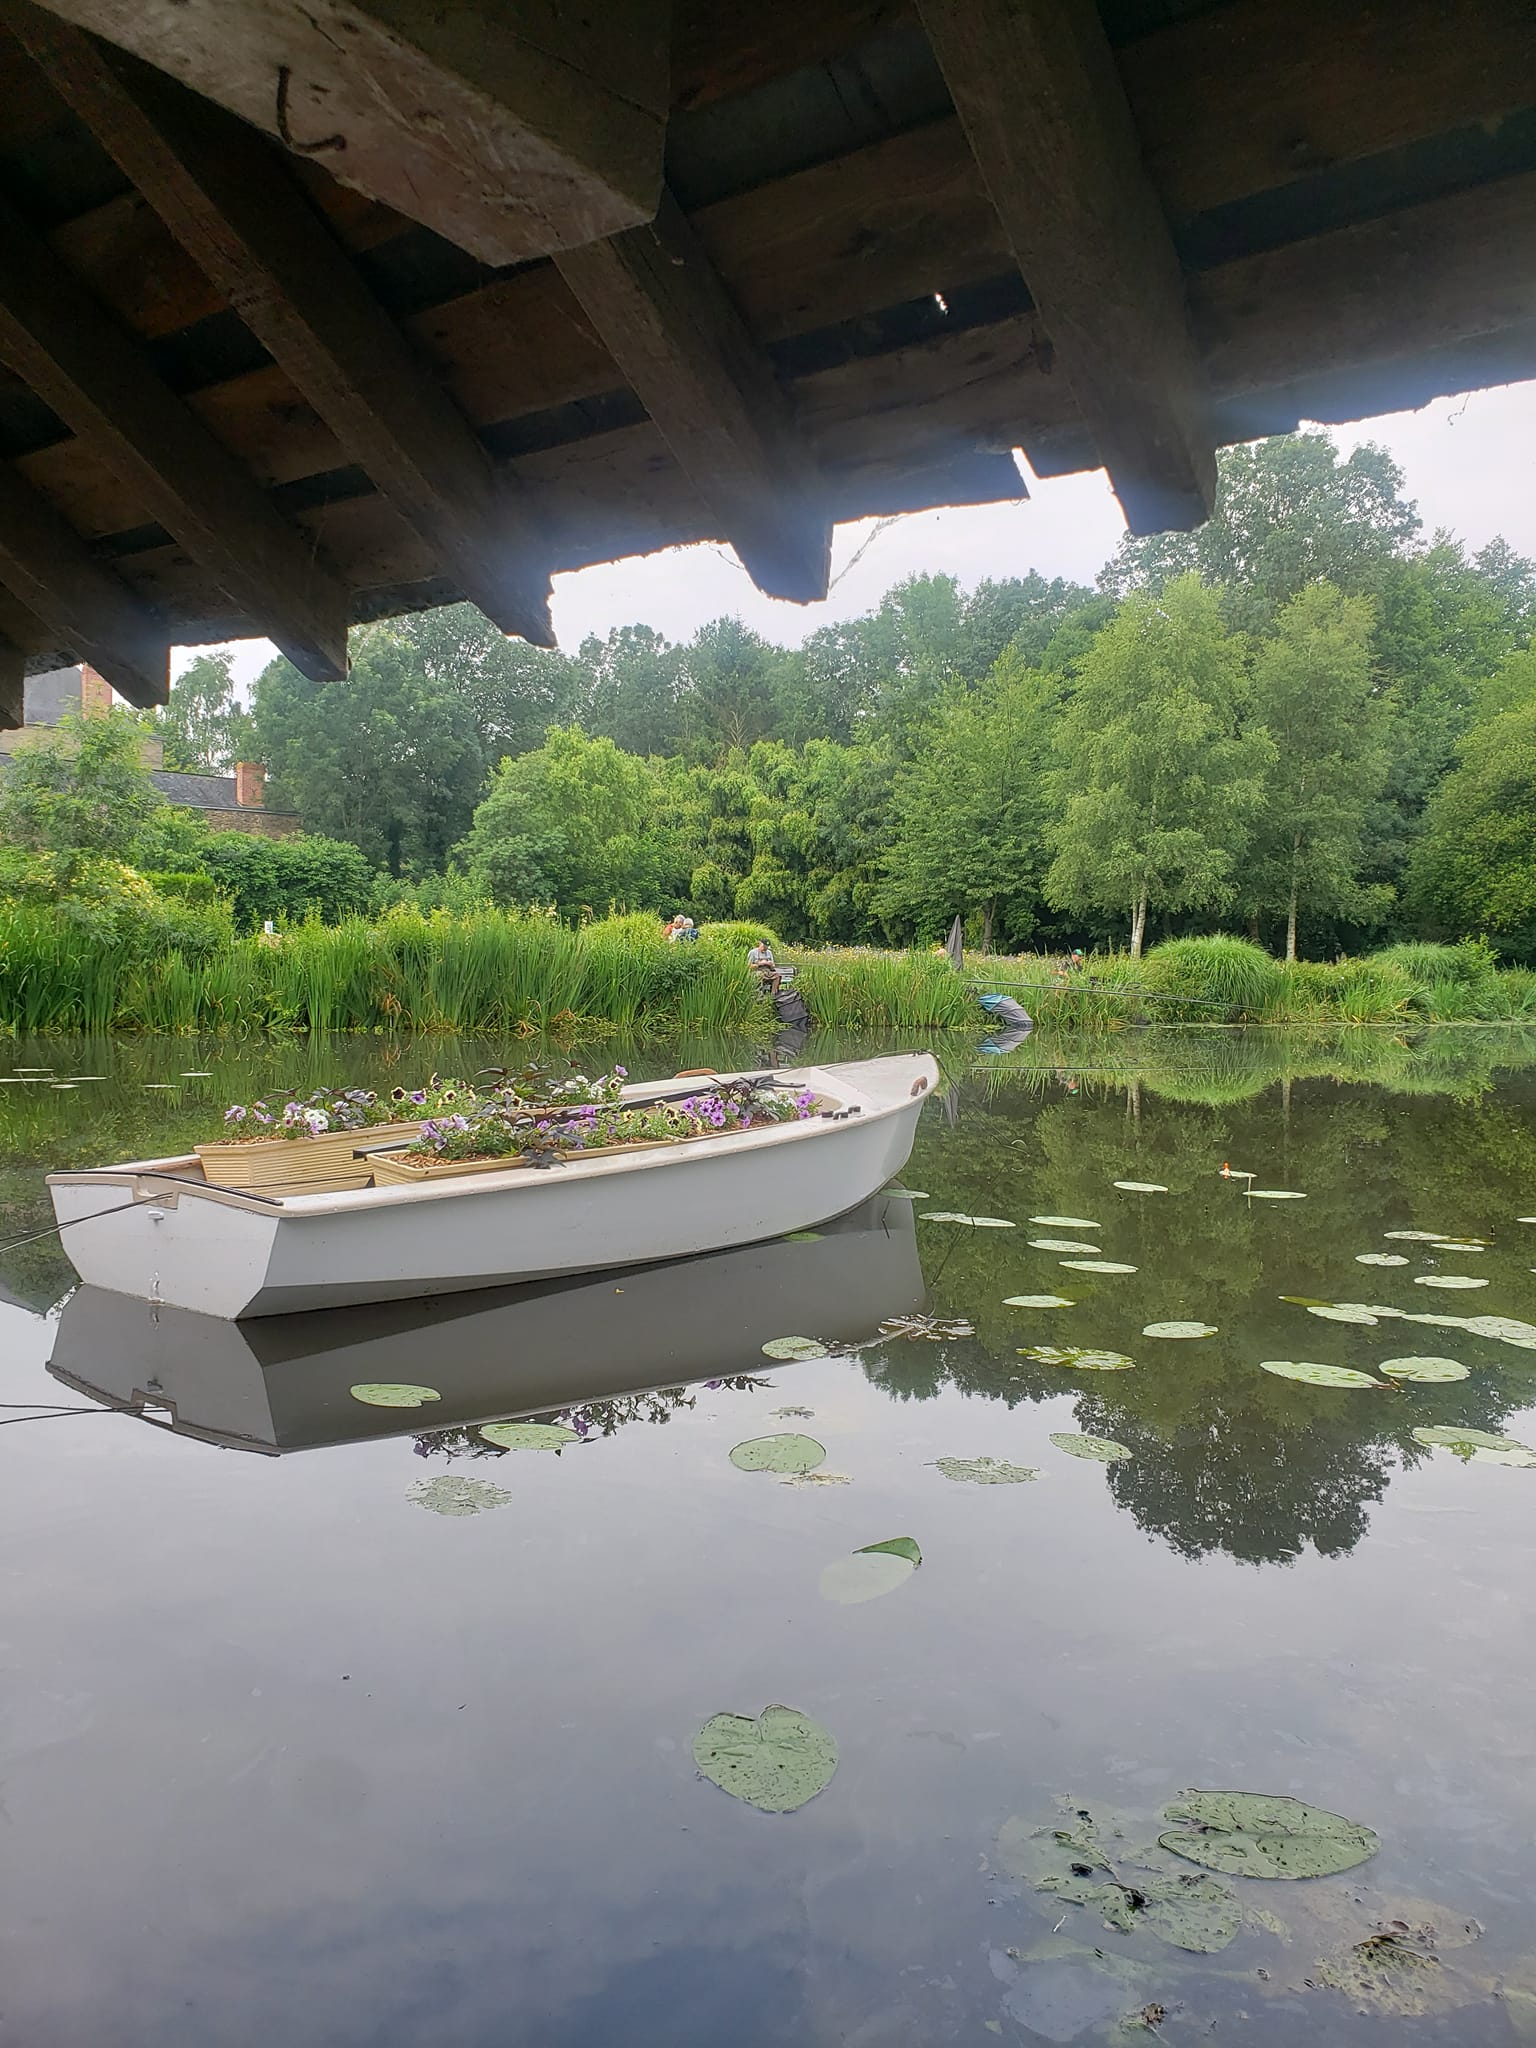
[196,1123,420,1194]
[370,1137,677,1185]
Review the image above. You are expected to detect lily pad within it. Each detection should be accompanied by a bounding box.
[1356,1252,1410,1267]
[1059,1259,1138,1274]
[1142,1321,1217,1339]
[1246,1189,1307,1200]
[408,1475,510,1516]
[350,1381,441,1407]
[883,1187,927,1199]
[919,1212,1016,1228]
[1160,1789,1380,1879]
[1113,1181,1167,1193]
[933,1455,1039,1484]
[860,1535,922,1565]
[1377,1356,1469,1383]
[1022,1346,1135,1371]
[1005,1294,1075,1308]
[1412,1424,1533,1458]
[1430,1240,1485,1252]
[1312,1935,1455,2018]
[1308,1304,1380,1325]
[761,1335,828,1360]
[1029,1237,1103,1254]
[1413,1274,1487,1289]
[730,1433,825,1474]
[1384,1229,1454,1242]
[1050,1432,1131,1461]
[1039,1872,1242,1954]
[1258,1360,1385,1387]
[819,1536,922,1605]
[784,1230,823,1242]
[1031,1215,1101,1230]
[1472,1445,1536,1467]
[479,1421,579,1449]
[692,1704,837,1813]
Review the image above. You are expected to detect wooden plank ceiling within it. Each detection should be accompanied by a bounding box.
[0,0,1533,712]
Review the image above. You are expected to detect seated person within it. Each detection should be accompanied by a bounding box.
[666,915,699,943]
[747,937,783,994]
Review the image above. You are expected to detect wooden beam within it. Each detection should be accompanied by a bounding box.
[0,634,22,729]
[22,0,670,267]
[915,0,1214,534]
[9,11,555,647]
[555,190,831,602]
[0,189,349,679]
[0,463,168,705]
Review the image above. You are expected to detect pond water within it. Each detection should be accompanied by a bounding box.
[4,1029,1536,2045]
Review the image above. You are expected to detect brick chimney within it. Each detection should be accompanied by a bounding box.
[79,664,114,718]
[234,761,267,808]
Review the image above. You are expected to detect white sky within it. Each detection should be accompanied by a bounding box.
[179,380,1536,692]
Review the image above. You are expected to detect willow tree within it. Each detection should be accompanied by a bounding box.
[1045,576,1271,956]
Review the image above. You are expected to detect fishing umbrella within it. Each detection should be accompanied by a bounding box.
[945,916,964,972]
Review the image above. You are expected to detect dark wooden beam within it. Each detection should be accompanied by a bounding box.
[8,9,555,647]
[0,189,349,679]
[915,0,1214,534]
[0,463,168,706]
[23,0,670,267]
[0,633,22,728]
[555,189,831,602]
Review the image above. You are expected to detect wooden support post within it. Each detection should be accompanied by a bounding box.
[916,0,1215,534]
[19,0,670,267]
[556,190,831,602]
[0,189,349,679]
[8,7,555,645]
[0,634,23,729]
[0,463,169,707]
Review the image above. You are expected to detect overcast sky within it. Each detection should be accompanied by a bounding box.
[184,380,1536,692]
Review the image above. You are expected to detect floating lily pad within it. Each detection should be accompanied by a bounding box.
[784,1230,823,1242]
[1472,1445,1536,1467]
[1258,1360,1385,1387]
[1384,1229,1453,1242]
[350,1381,441,1407]
[1142,1321,1217,1339]
[1059,1259,1138,1274]
[933,1455,1039,1484]
[1308,1305,1380,1325]
[1040,1872,1242,1954]
[1413,1274,1488,1290]
[1356,1252,1410,1267]
[1430,1240,1485,1252]
[479,1421,578,1449]
[1005,1294,1075,1308]
[1412,1424,1533,1459]
[919,1212,1016,1227]
[860,1535,922,1565]
[1030,1215,1102,1230]
[819,1536,922,1605]
[1312,1935,1455,2018]
[1029,1237,1103,1254]
[1377,1356,1469,1383]
[1114,1181,1167,1193]
[883,1188,927,1199]
[1022,1346,1135,1371]
[1160,1789,1380,1879]
[730,1433,825,1474]
[408,1475,510,1516]
[761,1335,829,1360]
[1246,1189,1307,1200]
[1050,1432,1131,1461]
[692,1704,837,1812]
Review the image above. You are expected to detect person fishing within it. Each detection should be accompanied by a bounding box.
[747,937,784,995]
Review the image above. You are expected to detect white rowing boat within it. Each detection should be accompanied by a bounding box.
[47,1052,938,1319]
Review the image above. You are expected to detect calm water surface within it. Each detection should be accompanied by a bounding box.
[3,1030,1536,2045]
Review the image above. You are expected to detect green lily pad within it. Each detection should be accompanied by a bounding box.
[1356,1253,1410,1267]
[1258,1360,1385,1387]
[730,1433,826,1474]
[1431,1240,1485,1251]
[1031,1215,1101,1230]
[919,1212,1016,1227]
[1022,1346,1135,1370]
[1059,1259,1138,1274]
[1377,1356,1469,1382]
[1472,1445,1536,1467]
[1413,1274,1488,1289]
[350,1382,441,1407]
[1005,1294,1075,1308]
[1308,1304,1380,1325]
[479,1421,579,1449]
[933,1455,1039,1484]
[1114,1181,1167,1193]
[1413,1424,1533,1458]
[1160,1789,1380,1879]
[408,1475,510,1516]
[692,1704,837,1812]
[819,1536,921,1605]
[883,1188,927,1199]
[1384,1229,1453,1241]
[1050,1432,1131,1461]
[858,1535,922,1565]
[784,1230,822,1242]
[1142,1321,1217,1339]
[1039,1872,1242,1954]
[1312,1935,1454,2018]
[761,1335,829,1360]
[1029,1237,1103,1253]
[1246,1189,1307,1200]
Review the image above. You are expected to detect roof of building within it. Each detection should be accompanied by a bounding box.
[149,769,238,808]
[0,0,1534,710]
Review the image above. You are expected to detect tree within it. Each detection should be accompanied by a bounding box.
[149,649,251,770]
[1046,577,1272,955]
[1243,583,1390,959]
[1409,703,1536,959]
[0,710,164,873]
[197,833,376,929]
[579,624,684,754]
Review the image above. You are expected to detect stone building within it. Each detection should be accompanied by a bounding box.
[0,664,301,839]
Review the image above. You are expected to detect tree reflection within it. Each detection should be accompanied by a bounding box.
[413,1375,772,1457]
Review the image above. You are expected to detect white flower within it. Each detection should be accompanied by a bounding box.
[302,1107,331,1134]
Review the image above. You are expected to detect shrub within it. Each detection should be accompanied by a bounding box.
[1141,936,1284,1018]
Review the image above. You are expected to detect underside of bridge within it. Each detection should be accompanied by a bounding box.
[0,0,1533,722]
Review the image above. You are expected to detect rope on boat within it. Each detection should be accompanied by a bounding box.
[0,1192,164,1257]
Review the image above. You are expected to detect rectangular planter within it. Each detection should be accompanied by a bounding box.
[370,1137,677,1186]
[196,1122,420,1195]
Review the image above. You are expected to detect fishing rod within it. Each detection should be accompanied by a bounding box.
[969,976,1236,1011]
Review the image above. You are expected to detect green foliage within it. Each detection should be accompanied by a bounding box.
[147,648,251,770]
[196,832,377,930]
[1409,702,1536,959]
[454,726,658,915]
[0,711,165,870]
[1140,936,1284,1018]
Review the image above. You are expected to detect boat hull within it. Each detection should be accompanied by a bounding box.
[48,1054,937,1318]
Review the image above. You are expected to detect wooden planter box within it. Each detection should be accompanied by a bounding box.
[196,1122,420,1195]
[370,1136,677,1185]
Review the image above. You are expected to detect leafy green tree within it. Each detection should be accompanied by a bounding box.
[149,649,252,770]
[579,624,684,754]
[1243,583,1389,959]
[1409,703,1536,958]
[196,833,377,929]
[0,710,164,874]
[392,603,589,761]
[1046,577,1272,955]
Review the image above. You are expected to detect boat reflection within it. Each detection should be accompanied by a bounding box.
[47,1193,922,1456]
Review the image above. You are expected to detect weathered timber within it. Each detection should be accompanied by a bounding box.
[0,463,167,703]
[916,0,1213,533]
[673,0,909,109]
[0,583,56,659]
[0,632,22,726]
[23,0,671,267]
[0,189,349,677]
[556,189,832,602]
[12,12,555,644]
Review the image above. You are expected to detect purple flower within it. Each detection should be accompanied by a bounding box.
[223,1104,246,1124]
[253,1110,273,1126]
[409,1090,427,1106]
[614,1065,628,1078]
